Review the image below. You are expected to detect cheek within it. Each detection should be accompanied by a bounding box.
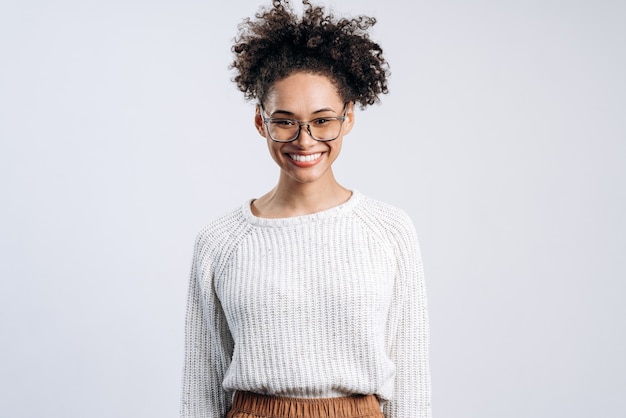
[266,141,284,162]
[329,140,343,157]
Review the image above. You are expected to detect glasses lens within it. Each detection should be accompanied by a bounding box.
[268,120,299,142]
[309,119,342,141]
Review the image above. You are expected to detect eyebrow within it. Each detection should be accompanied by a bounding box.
[270,107,338,117]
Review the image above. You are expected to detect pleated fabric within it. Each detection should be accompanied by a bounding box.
[226,391,384,418]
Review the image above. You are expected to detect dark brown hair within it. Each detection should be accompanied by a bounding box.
[230,0,390,108]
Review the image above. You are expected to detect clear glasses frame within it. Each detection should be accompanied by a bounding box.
[259,104,348,143]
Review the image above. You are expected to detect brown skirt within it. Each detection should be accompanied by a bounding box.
[226,391,384,418]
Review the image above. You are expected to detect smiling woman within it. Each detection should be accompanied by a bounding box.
[180,1,431,417]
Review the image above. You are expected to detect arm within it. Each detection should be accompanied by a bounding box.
[180,233,234,418]
[384,214,432,418]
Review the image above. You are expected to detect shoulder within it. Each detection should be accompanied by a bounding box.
[353,193,418,240]
[353,193,424,275]
[196,205,247,241]
[192,203,253,266]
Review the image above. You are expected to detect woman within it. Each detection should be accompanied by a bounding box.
[181,1,431,417]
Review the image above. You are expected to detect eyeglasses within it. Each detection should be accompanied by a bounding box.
[259,105,348,143]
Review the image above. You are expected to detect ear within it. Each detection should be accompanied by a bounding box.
[254,105,267,137]
[341,101,356,136]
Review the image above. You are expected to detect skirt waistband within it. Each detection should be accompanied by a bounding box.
[229,391,383,418]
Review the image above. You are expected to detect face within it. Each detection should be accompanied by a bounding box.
[254,72,355,186]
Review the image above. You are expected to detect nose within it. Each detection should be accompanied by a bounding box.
[292,123,317,147]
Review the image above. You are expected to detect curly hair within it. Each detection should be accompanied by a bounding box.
[230,0,390,108]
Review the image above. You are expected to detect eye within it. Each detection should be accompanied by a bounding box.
[272,119,297,126]
[312,118,331,126]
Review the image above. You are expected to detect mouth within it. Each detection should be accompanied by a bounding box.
[287,152,323,162]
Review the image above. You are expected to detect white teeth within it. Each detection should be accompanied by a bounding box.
[289,153,322,162]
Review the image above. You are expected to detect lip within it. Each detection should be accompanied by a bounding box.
[285,151,324,167]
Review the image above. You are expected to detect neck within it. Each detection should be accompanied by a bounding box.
[252,171,352,218]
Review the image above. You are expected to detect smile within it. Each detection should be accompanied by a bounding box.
[288,153,322,162]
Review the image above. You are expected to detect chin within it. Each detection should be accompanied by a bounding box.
[284,168,329,184]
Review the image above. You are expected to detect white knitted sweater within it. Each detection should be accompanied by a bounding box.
[181,191,431,418]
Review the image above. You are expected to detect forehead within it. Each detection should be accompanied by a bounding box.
[264,72,343,112]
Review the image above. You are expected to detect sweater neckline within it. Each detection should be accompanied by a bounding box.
[241,190,362,227]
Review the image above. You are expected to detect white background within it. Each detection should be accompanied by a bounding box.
[1,0,625,417]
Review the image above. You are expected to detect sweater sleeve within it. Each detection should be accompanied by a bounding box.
[180,232,234,418]
[383,213,432,418]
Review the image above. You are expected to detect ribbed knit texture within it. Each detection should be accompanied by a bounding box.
[181,191,431,418]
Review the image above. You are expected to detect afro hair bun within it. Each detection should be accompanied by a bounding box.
[230,0,390,108]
